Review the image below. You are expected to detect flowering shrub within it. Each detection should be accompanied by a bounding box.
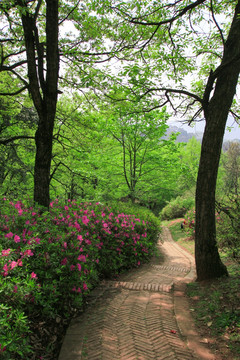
[0,198,160,359]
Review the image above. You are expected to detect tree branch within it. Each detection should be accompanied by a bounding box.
[128,0,207,26]
[0,135,35,145]
[0,86,28,96]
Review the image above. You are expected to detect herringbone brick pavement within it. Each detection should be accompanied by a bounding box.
[58,228,217,360]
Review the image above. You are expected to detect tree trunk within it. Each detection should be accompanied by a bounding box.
[21,0,59,208]
[195,1,240,281]
[34,113,55,208]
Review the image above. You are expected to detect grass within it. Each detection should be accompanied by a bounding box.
[165,219,240,360]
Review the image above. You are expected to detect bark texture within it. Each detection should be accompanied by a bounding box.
[195,0,240,280]
[20,0,59,208]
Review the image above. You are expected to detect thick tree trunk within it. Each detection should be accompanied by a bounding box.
[34,114,55,208]
[195,1,240,280]
[20,0,59,208]
[34,0,59,208]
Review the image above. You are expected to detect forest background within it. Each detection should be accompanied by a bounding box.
[1,1,240,358]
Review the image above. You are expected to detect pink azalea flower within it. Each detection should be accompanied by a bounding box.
[14,235,21,243]
[35,237,41,244]
[3,264,8,272]
[83,282,88,291]
[17,259,23,266]
[13,285,18,293]
[2,249,11,256]
[96,259,99,264]
[5,232,13,239]
[24,249,34,257]
[64,205,69,211]
[77,235,83,242]
[61,257,68,265]
[85,239,91,245]
[10,261,18,270]
[77,263,81,271]
[82,216,89,225]
[63,242,67,249]
[78,254,86,262]
[76,287,82,293]
[72,286,76,292]
[31,272,38,279]
[70,264,75,271]
[14,202,21,210]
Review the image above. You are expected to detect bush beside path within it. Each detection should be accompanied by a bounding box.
[0,199,159,359]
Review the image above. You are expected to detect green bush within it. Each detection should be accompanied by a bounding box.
[0,198,161,359]
[160,196,194,220]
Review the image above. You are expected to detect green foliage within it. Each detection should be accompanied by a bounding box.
[160,196,195,220]
[178,137,201,190]
[0,304,32,359]
[0,198,160,358]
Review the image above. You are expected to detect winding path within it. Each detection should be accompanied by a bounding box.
[58,227,219,360]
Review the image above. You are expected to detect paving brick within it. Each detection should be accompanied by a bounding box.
[59,228,215,360]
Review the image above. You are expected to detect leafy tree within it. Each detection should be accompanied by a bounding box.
[0,0,59,207]
[87,0,240,280]
[178,136,201,190]
[106,107,168,201]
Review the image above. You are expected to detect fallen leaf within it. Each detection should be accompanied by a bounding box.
[170,330,177,334]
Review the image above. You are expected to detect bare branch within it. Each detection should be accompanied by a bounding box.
[128,0,207,26]
[59,0,81,25]
[210,0,225,45]
[139,87,203,103]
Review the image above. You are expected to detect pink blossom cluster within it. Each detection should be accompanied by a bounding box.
[0,198,156,300]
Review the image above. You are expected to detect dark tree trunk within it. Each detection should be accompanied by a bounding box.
[20,0,59,208]
[195,1,240,280]
[34,0,59,208]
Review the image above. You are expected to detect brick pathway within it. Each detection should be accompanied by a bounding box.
[58,228,218,360]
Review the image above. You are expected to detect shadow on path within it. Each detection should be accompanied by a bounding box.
[58,227,220,360]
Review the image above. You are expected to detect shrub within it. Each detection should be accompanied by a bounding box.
[160,196,194,220]
[0,198,160,359]
[108,201,161,244]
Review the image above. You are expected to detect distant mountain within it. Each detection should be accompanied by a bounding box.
[164,124,240,148]
[163,125,202,143]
